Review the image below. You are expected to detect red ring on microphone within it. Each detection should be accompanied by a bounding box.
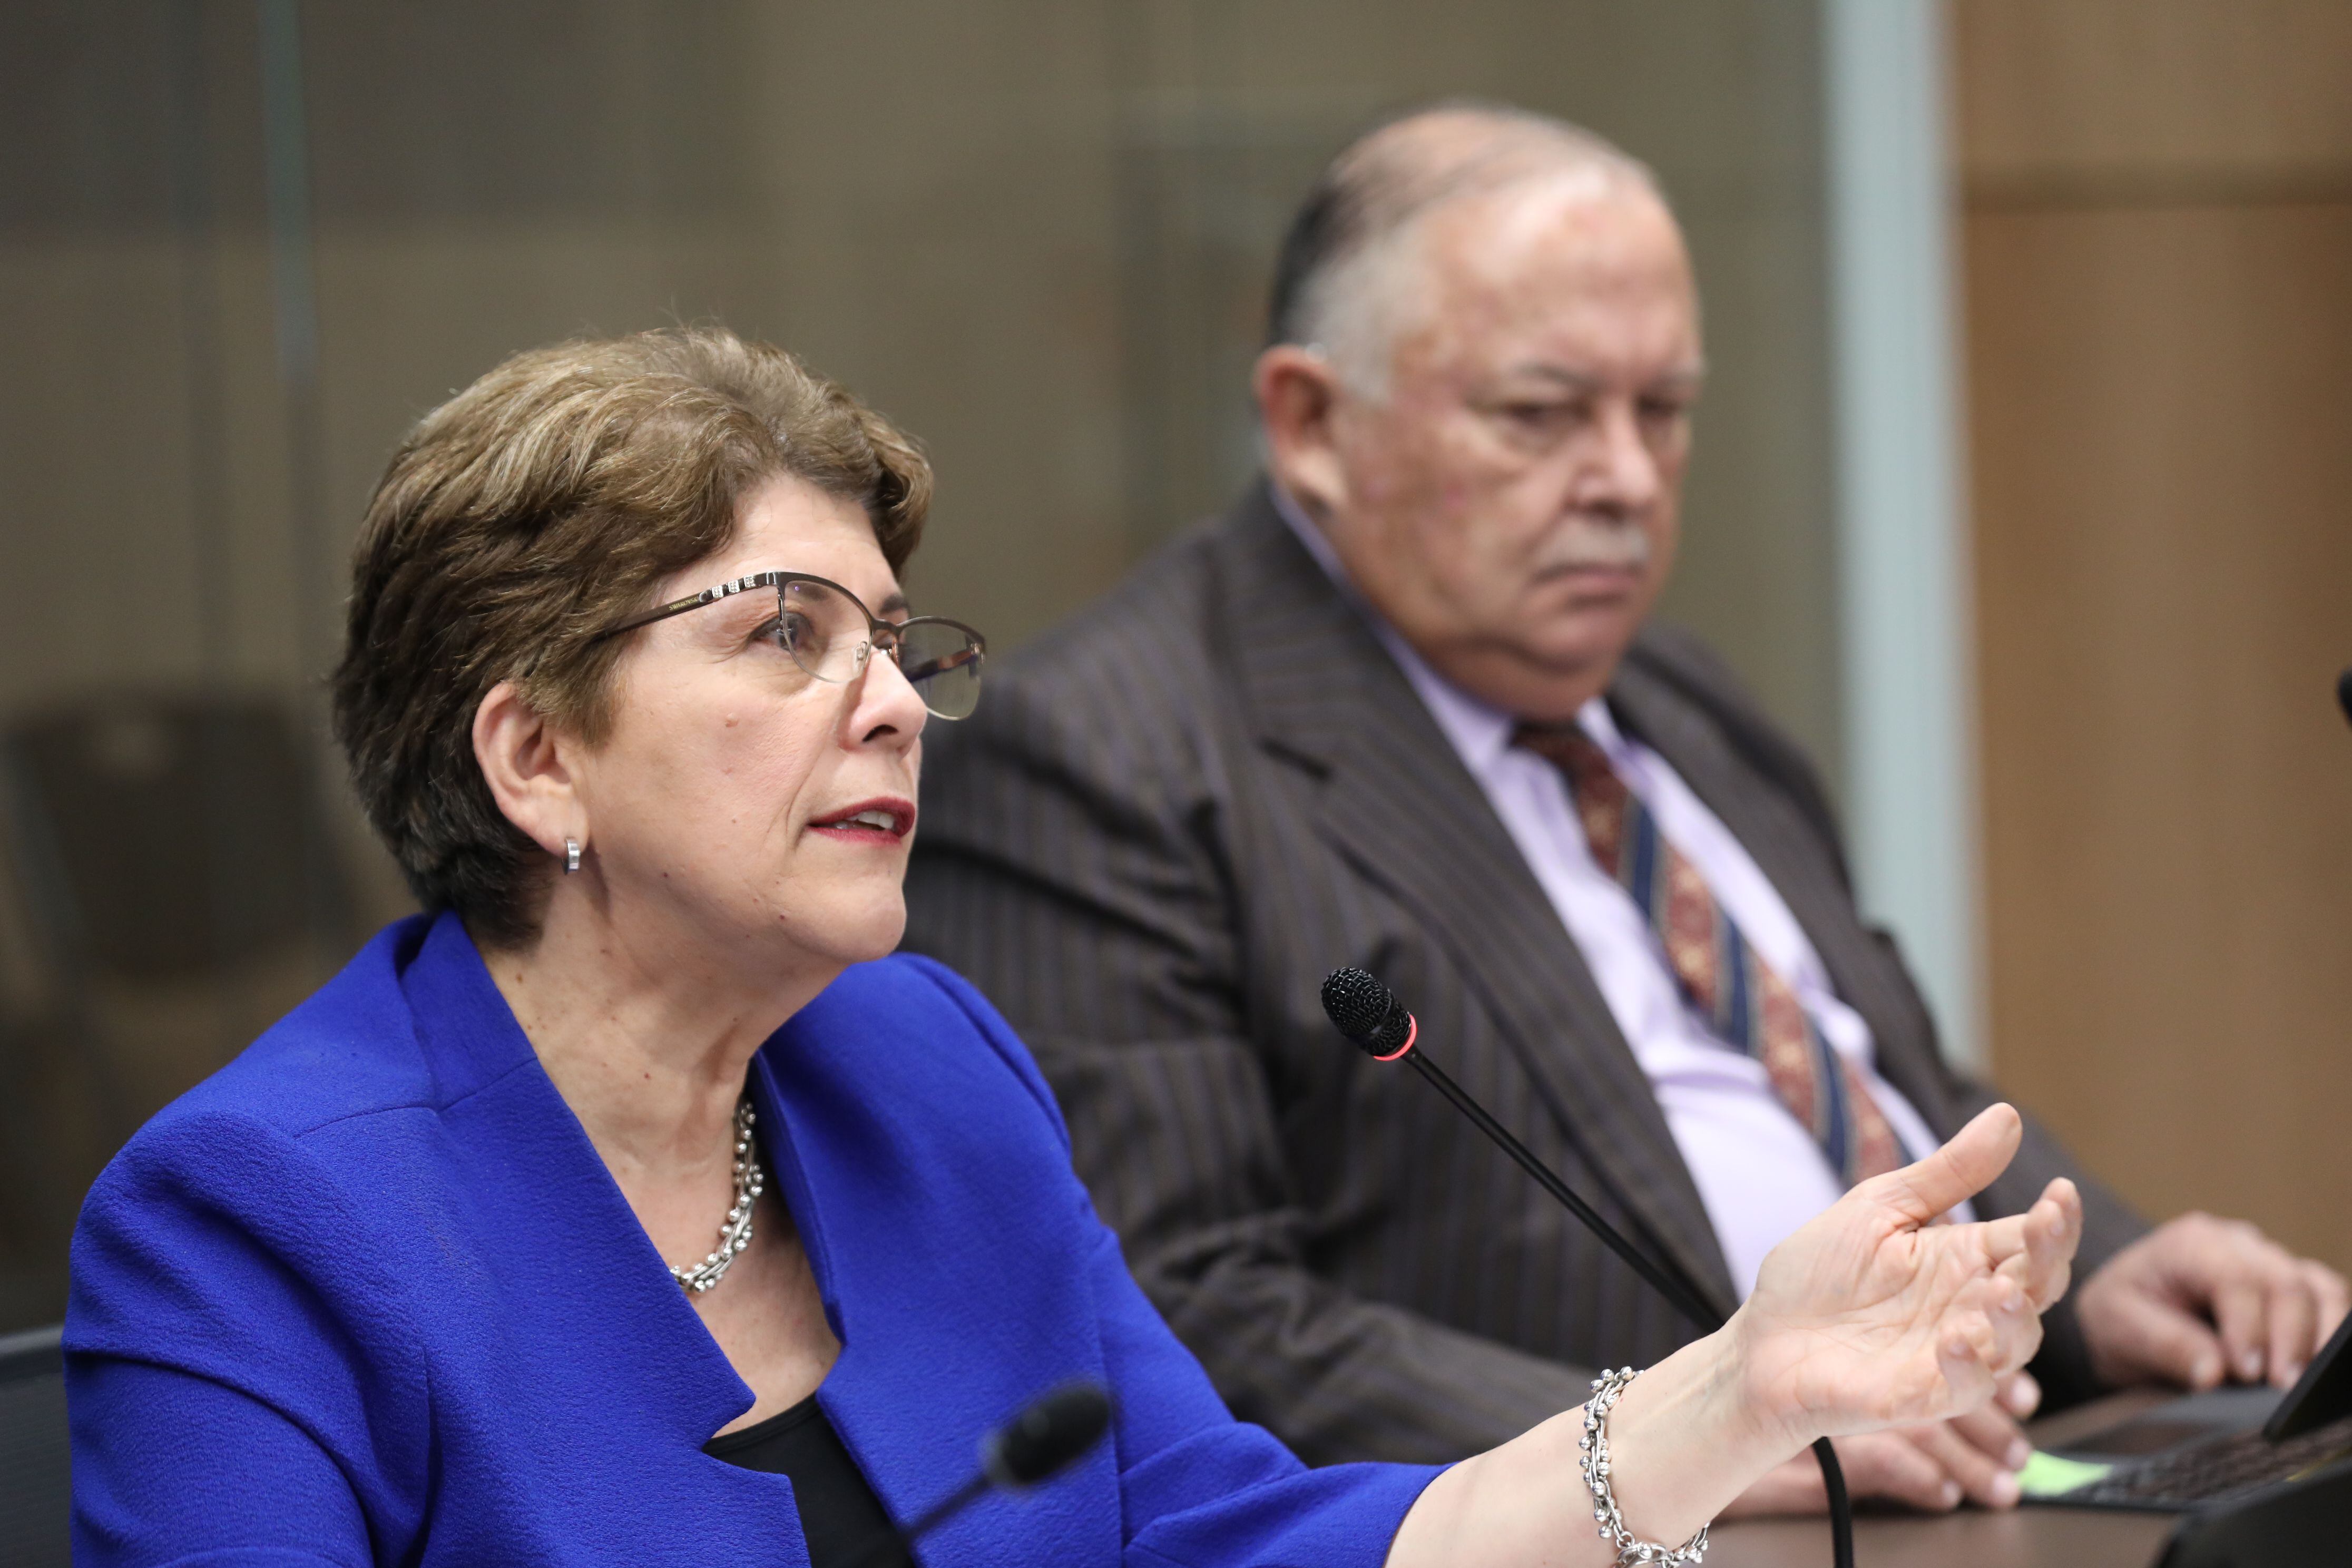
[1371,1014,1418,1062]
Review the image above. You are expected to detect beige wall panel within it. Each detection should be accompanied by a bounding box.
[0,239,211,706]
[1956,0,2352,183]
[309,219,1135,652]
[1968,201,2352,1270]
[0,1,1851,1327]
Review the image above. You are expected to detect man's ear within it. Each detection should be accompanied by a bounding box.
[472,680,583,858]
[1252,344,1351,518]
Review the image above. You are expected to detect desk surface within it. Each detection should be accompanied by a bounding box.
[1707,1391,2184,1568]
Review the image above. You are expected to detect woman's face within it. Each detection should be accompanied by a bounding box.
[570,474,928,979]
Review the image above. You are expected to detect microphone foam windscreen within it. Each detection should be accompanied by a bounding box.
[1321,967,1412,1054]
[983,1380,1111,1489]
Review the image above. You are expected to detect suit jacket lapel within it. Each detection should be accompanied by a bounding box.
[1215,489,1739,1320]
[1606,656,1963,1135]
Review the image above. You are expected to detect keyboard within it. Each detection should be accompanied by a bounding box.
[2057,1412,2352,1508]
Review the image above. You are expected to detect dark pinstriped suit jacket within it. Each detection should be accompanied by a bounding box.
[904,483,2145,1465]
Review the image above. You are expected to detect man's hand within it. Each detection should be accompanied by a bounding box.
[2076,1213,2350,1391]
[1722,1374,2042,1516]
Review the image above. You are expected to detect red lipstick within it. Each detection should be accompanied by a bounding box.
[808,796,916,844]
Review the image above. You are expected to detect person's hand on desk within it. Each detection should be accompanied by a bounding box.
[2075,1212,2350,1392]
[1723,1373,2043,1515]
[1721,1193,2351,1518]
[1386,1105,2082,1566]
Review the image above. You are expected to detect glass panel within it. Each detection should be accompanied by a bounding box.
[0,2,1831,1332]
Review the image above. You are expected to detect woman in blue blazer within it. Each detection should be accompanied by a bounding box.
[67,327,2080,1568]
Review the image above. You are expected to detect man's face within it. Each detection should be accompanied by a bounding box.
[1311,180,1702,720]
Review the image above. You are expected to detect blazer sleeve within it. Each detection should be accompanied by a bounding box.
[906,659,1601,1466]
[1083,1220,1443,1568]
[65,1111,426,1566]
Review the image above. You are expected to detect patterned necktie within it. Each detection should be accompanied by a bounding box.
[1515,724,1905,1188]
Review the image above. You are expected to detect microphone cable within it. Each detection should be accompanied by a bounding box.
[1321,966,1856,1568]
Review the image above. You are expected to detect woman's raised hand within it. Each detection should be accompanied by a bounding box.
[1388,1105,2084,1568]
[1732,1104,2084,1451]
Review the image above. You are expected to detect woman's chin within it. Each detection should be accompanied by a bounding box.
[780,893,908,968]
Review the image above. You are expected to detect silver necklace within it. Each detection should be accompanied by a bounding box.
[671,1095,763,1295]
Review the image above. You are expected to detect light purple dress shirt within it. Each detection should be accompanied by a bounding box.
[1273,489,1963,1298]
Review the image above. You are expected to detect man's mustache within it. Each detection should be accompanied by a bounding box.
[1531,516,1652,572]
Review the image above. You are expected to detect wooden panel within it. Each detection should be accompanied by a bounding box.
[1966,199,2352,1270]
[1956,0,2352,185]
[1960,0,2352,1271]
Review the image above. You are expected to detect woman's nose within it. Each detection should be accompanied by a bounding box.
[845,636,929,746]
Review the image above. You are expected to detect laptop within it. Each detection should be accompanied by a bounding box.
[2021,1306,2352,1511]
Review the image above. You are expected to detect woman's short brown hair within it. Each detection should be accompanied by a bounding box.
[331,325,931,947]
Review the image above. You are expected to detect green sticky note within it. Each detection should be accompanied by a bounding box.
[2016,1450,2114,1499]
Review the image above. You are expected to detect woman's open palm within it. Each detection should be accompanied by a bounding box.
[1736,1105,2084,1445]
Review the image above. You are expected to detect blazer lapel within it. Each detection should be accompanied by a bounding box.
[1215,489,1739,1321]
[1606,658,1964,1135]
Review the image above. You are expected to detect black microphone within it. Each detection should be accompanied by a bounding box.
[1322,967,1856,1568]
[2337,667,2351,729]
[846,1380,1112,1568]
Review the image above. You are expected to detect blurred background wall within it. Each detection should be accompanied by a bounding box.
[0,0,1840,1331]
[0,1,2343,1336]
[1959,0,2352,1282]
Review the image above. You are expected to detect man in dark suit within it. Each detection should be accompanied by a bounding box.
[905,103,2346,1514]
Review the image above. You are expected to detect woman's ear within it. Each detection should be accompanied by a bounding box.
[472,681,583,859]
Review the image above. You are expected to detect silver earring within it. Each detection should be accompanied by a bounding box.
[564,837,581,875]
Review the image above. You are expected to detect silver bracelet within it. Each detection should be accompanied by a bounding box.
[1578,1366,1710,1567]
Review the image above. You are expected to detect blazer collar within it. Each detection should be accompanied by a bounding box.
[387,913,822,1555]
[393,917,1122,1563]
[1216,483,1739,1320]
[396,912,759,1423]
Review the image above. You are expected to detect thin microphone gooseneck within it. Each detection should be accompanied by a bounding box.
[845,1380,1112,1568]
[1319,967,1856,1568]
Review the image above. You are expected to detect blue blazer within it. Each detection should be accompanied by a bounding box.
[66,913,1436,1566]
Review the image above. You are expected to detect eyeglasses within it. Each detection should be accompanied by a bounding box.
[590,571,987,720]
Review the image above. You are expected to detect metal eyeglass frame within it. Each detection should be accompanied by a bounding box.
[587,570,986,712]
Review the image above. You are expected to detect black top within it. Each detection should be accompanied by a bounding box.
[705,1395,906,1567]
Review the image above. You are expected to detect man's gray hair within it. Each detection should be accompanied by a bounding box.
[1266,101,1661,396]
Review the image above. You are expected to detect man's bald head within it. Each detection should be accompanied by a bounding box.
[1253,101,1701,722]
[1267,102,1663,397]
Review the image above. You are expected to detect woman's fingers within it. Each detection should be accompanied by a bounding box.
[1924,1268,2050,1415]
[1986,1272,2045,1375]
[1936,1306,1999,1412]
[1965,1181,2080,1324]
[1875,1104,2024,1227]
[2021,1180,2081,1310]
